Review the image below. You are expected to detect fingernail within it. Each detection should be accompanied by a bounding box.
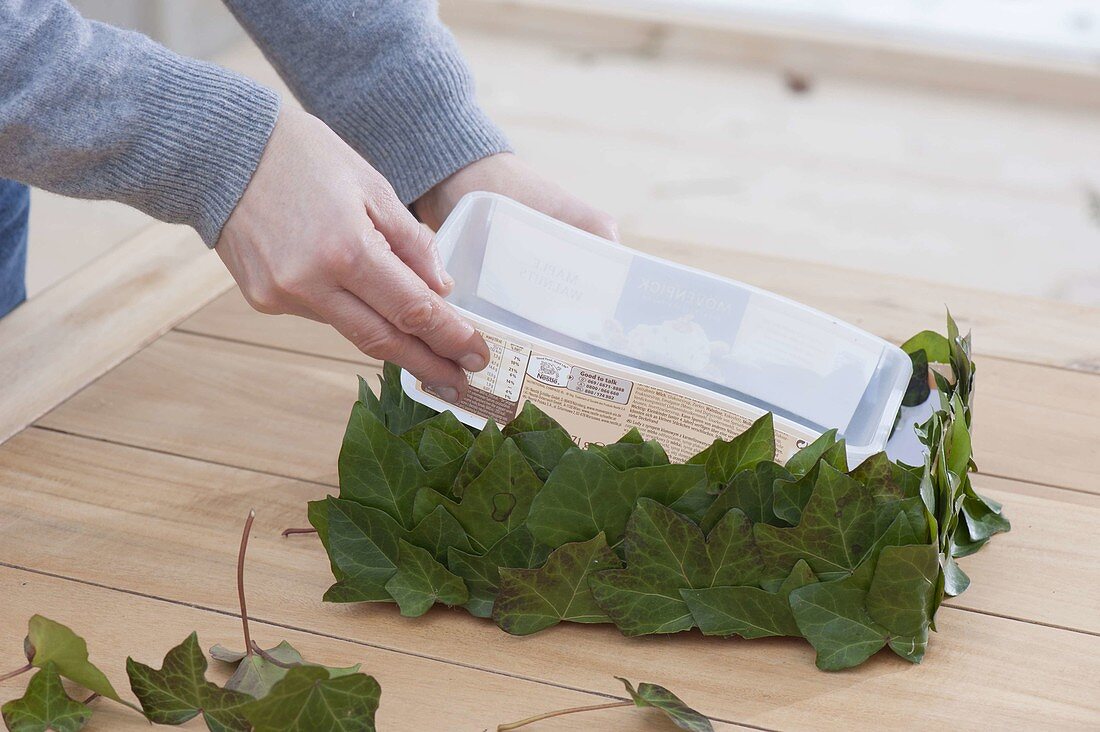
[428,384,460,403]
[440,269,455,292]
[459,352,488,372]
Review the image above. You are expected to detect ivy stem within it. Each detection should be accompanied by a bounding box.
[82,692,100,705]
[237,508,256,656]
[250,642,295,669]
[281,527,317,538]
[496,701,632,730]
[0,663,31,683]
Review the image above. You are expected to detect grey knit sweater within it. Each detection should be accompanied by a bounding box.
[0,0,510,245]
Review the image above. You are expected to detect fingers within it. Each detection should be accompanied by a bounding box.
[556,201,619,242]
[337,228,490,372]
[364,178,453,296]
[316,289,468,399]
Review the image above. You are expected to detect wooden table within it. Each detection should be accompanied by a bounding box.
[1,225,1098,731]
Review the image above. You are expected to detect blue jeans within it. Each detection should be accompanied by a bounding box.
[0,178,30,318]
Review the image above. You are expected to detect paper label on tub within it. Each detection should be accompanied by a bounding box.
[406,315,819,464]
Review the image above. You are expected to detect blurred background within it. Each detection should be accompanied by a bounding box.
[34,0,1100,304]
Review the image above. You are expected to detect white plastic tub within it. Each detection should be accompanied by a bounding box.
[403,192,912,465]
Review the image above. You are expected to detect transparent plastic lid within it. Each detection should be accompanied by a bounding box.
[432,193,912,463]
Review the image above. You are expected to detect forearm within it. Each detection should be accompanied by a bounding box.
[0,0,280,244]
[223,0,510,204]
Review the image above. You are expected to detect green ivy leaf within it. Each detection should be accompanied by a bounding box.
[447,527,551,618]
[589,428,670,469]
[414,439,542,553]
[589,499,763,636]
[900,330,952,363]
[686,413,775,487]
[374,362,437,434]
[700,461,793,531]
[1,663,91,732]
[782,429,839,478]
[241,666,380,732]
[208,642,360,699]
[338,401,426,529]
[406,505,471,561]
[501,402,575,480]
[451,418,504,498]
[384,539,469,617]
[866,545,939,661]
[617,677,714,732]
[755,463,876,577]
[24,616,123,705]
[788,559,887,670]
[321,497,405,602]
[493,534,621,635]
[126,633,252,732]
[526,450,709,548]
[682,560,818,639]
[772,440,848,525]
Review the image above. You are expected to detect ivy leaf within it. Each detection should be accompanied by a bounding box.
[208,642,360,699]
[126,633,252,732]
[374,362,437,434]
[406,505,471,561]
[687,413,775,487]
[589,428,670,469]
[414,439,542,553]
[502,401,567,435]
[700,461,793,531]
[772,439,848,526]
[320,497,405,602]
[755,463,876,577]
[682,560,818,639]
[851,452,922,503]
[24,616,123,704]
[402,411,475,489]
[526,450,709,548]
[451,418,504,498]
[616,677,714,732]
[1,663,91,732]
[447,527,551,618]
[782,429,839,478]
[493,534,622,635]
[900,330,952,363]
[384,539,469,617]
[400,409,473,455]
[241,666,380,732]
[902,349,931,407]
[790,543,936,670]
[338,401,426,529]
[589,500,763,635]
[865,545,939,662]
[502,402,575,479]
[788,559,886,670]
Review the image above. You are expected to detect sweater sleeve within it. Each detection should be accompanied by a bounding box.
[222,0,511,205]
[0,0,281,245]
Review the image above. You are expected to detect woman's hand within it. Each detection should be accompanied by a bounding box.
[413,152,618,241]
[215,106,488,402]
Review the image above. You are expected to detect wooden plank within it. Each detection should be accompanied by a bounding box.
[0,569,738,732]
[40,331,365,486]
[443,0,1100,111]
[0,224,233,446]
[1,428,1097,730]
[6,426,1095,636]
[40,328,1100,497]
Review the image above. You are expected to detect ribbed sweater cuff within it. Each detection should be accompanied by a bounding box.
[113,51,281,246]
[332,48,512,205]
